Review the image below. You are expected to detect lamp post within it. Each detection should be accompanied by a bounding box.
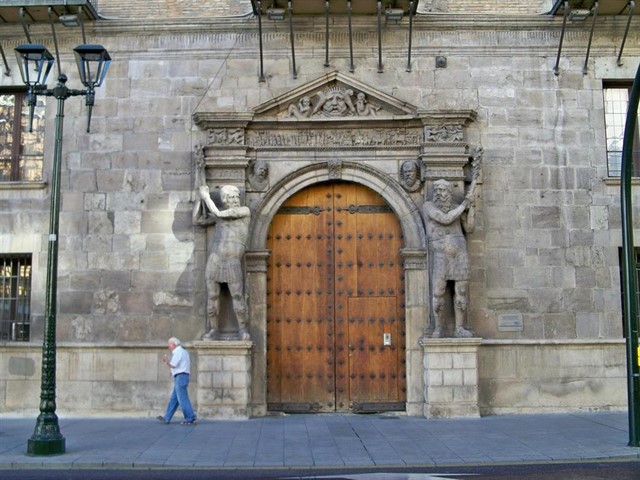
[14,43,111,456]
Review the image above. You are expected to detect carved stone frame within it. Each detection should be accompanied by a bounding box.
[193,71,477,417]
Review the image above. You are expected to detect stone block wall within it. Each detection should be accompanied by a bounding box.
[1,341,627,416]
[0,344,179,416]
[193,341,252,418]
[421,338,482,418]
[478,340,627,414]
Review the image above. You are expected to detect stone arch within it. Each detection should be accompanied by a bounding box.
[245,160,428,416]
[248,161,426,251]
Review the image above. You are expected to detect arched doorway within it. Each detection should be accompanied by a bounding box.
[266,181,407,412]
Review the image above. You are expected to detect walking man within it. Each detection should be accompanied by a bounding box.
[157,337,197,425]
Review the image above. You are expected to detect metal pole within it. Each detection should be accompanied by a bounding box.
[377,0,383,73]
[617,1,635,67]
[406,0,414,73]
[324,0,330,67]
[27,75,68,456]
[620,60,640,448]
[553,1,569,75]
[348,0,354,73]
[288,0,297,79]
[582,2,598,75]
[257,0,265,82]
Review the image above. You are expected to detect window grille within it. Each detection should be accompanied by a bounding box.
[0,254,32,341]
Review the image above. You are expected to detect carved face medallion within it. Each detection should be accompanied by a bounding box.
[322,91,350,117]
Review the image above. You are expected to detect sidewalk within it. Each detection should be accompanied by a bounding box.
[1,412,639,469]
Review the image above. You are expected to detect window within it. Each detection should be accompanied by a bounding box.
[0,90,46,182]
[604,83,640,177]
[0,254,32,341]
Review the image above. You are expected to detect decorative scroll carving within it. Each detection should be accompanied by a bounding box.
[328,160,342,179]
[208,128,245,145]
[246,128,423,148]
[194,144,206,189]
[285,88,380,119]
[424,125,464,142]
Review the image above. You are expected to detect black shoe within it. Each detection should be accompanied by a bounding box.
[156,416,168,424]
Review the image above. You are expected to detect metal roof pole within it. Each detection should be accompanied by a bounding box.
[553,1,569,75]
[257,0,265,82]
[77,6,87,45]
[48,8,62,77]
[620,60,640,448]
[0,44,11,76]
[348,0,354,72]
[19,7,33,43]
[324,0,330,67]
[582,1,598,75]
[617,1,635,67]
[406,0,414,72]
[377,0,383,73]
[288,0,296,79]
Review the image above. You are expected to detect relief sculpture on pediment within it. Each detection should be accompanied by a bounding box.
[285,87,380,119]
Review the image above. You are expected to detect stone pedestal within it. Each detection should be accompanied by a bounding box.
[193,340,253,418]
[420,337,481,418]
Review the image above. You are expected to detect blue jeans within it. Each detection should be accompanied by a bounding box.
[162,373,196,423]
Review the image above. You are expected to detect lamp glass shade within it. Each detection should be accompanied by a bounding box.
[73,45,111,88]
[14,44,55,87]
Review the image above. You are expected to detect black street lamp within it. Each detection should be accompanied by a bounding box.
[15,42,111,456]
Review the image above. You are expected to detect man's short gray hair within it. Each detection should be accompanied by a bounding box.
[168,337,181,346]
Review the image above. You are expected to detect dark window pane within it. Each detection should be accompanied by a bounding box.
[604,85,640,177]
[0,254,31,341]
[0,92,45,182]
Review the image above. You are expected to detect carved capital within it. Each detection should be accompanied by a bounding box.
[245,250,270,273]
[401,248,428,270]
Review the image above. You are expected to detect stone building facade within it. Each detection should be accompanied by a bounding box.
[0,0,638,418]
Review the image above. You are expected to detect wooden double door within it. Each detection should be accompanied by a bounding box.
[266,182,406,413]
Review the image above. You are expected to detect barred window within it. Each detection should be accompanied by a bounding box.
[604,83,640,177]
[0,254,32,341]
[0,90,46,182]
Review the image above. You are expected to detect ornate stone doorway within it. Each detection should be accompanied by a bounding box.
[266,181,406,413]
[192,71,478,418]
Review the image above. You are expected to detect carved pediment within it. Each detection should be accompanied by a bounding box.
[192,72,477,152]
[252,71,418,120]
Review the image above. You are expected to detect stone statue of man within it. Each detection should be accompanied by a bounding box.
[422,178,476,338]
[194,184,251,340]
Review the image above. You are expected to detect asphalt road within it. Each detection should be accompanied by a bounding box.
[1,461,639,480]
